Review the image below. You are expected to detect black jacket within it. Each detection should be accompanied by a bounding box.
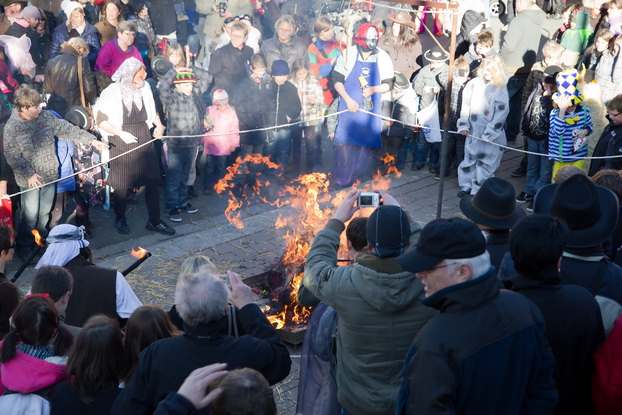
[233,75,275,145]
[112,303,292,415]
[266,79,301,131]
[44,46,96,117]
[398,268,558,414]
[209,42,254,101]
[504,273,605,415]
[588,122,622,175]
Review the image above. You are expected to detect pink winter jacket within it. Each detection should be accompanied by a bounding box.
[202,105,241,156]
[1,348,67,394]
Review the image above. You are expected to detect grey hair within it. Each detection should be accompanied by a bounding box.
[445,251,491,279]
[118,20,137,34]
[175,272,228,327]
[275,14,296,33]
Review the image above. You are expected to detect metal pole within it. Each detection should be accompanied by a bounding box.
[436,4,458,219]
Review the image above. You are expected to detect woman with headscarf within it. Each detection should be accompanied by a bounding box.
[94,57,174,236]
[331,23,394,187]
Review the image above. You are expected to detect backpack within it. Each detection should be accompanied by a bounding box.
[0,393,50,415]
[522,85,553,141]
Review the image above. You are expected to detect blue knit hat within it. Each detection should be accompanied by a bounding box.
[271,59,290,76]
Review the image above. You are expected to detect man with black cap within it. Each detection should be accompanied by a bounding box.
[302,189,436,415]
[395,217,557,414]
[532,173,622,332]
[460,177,525,272]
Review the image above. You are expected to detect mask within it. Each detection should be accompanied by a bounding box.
[354,24,379,51]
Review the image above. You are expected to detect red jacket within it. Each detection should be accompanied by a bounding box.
[593,317,622,414]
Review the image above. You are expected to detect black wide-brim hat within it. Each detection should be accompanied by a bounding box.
[460,177,526,230]
[533,174,619,248]
[424,45,448,62]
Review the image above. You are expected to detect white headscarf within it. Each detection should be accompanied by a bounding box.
[112,57,146,112]
[35,224,90,269]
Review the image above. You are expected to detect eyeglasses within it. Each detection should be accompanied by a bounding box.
[424,263,451,273]
[608,111,622,118]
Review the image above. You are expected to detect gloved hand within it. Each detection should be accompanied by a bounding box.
[119,131,138,144]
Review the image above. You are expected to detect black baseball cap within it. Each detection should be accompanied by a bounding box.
[398,217,486,273]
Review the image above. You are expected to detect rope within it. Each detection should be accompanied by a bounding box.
[7,105,621,198]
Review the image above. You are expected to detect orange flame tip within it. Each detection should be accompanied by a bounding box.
[131,246,148,258]
[31,230,44,247]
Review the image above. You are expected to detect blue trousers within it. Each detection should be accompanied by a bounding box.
[203,154,228,190]
[164,146,196,211]
[17,183,56,249]
[525,138,553,196]
[414,131,440,167]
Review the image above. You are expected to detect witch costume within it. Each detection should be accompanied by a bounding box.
[94,57,173,235]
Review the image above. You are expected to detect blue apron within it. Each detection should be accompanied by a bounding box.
[334,53,383,148]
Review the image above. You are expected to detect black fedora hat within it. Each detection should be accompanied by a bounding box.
[460,178,526,230]
[151,55,172,79]
[533,174,619,248]
[424,45,448,62]
[65,106,90,129]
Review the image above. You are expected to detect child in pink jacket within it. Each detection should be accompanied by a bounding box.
[202,89,241,195]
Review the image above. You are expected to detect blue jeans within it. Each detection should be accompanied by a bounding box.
[414,131,440,167]
[203,154,227,190]
[164,146,196,211]
[506,73,528,142]
[267,128,292,171]
[525,138,553,196]
[17,183,56,249]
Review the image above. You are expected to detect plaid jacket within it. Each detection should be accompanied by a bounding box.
[290,76,324,126]
[158,66,212,148]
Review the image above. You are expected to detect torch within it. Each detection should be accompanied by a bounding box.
[11,230,45,283]
[122,247,152,276]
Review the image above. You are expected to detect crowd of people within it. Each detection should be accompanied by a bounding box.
[2,0,622,412]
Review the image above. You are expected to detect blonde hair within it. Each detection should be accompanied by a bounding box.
[165,42,185,67]
[477,55,506,87]
[541,40,565,63]
[65,36,89,55]
[175,255,220,292]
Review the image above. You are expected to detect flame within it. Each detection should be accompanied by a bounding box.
[131,246,148,258]
[32,230,44,247]
[215,153,401,329]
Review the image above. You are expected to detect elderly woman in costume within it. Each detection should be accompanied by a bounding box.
[331,23,394,188]
[94,57,174,236]
[456,55,510,198]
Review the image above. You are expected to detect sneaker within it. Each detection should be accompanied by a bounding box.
[429,165,438,174]
[525,201,534,212]
[146,220,176,235]
[168,208,182,222]
[114,218,131,234]
[515,192,534,203]
[411,163,424,171]
[457,189,471,198]
[178,203,198,214]
[511,166,527,178]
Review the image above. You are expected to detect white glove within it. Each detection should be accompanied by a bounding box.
[119,131,138,144]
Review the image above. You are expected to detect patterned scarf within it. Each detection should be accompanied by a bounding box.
[111,57,146,112]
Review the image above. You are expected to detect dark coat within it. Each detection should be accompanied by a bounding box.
[560,250,622,306]
[504,273,605,415]
[588,122,622,176]
[49,22,101,67]
[44,46,96,117]
[208,42,254,101]
[5,23,45,69]
[397,268,558,415]
[266,79,301,130]
[112,304,292,415]
[50,382,120,415]
[233,75,275,145]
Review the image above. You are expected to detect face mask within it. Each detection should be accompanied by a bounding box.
[354,24,379,52]
[365,30,378,49]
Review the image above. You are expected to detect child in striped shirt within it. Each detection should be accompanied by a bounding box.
[548,69,593,177]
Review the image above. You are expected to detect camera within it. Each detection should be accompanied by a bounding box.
[358,192,380,208]
[218,2,227,17]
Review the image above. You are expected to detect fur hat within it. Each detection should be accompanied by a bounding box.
[553,68,584,106]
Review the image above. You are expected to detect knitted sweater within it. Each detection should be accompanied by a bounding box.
[308,38,345,106]
[548,106,593,162]
[4,109,96,188]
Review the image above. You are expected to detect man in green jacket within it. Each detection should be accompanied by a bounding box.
[302,189,436,415]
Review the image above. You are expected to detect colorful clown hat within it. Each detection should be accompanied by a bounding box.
[552,69,584,106]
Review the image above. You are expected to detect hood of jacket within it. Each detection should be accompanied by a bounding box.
[459,9,484,40]
[521,4,546,27]
[350,255,425,313]
[1,349,67,393]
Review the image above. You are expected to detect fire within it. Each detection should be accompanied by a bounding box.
[32,230,44,247]
[130,246,148,259]
[216,154,401,329]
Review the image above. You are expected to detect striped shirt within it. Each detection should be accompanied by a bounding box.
[548,106,593,162]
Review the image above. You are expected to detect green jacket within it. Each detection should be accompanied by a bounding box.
[302,219,437,415]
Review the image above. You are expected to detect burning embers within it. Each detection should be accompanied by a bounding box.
[217,154,400,331]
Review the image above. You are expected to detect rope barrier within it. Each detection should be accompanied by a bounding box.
[6,104,620,198]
